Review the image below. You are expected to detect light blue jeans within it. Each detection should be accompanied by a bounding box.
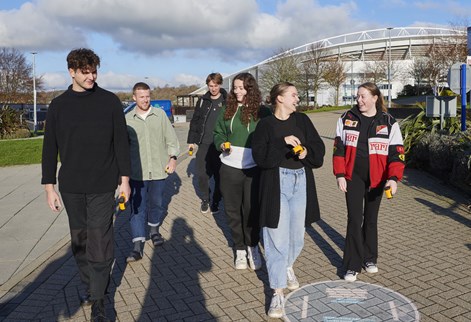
[129,179,166,243]
[263,167,307,289]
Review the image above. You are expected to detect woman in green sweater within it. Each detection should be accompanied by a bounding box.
[213,72,271,271]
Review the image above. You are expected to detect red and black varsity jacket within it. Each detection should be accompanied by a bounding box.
[333,108,405,188]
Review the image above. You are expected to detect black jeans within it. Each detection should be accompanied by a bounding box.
[195,143,222,204]
[219,164,260,250]
[343,166,383,272]
[61,191,115,301]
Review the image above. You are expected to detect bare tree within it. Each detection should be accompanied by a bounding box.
[0,48,43,104]
[409,57,429,95]
[258,48,301,96]
[405,22,467,95]
[323,59,346,105]
[298,43,329,107]
[361,60,387,84]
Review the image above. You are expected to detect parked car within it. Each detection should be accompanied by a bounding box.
[124,100,174,123]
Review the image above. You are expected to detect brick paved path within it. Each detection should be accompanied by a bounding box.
[1,111,470,321]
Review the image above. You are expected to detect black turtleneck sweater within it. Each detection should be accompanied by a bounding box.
[41,84,131,193]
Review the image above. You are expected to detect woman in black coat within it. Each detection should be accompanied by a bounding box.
[252,82,325,318]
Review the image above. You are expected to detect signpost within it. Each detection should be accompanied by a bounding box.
[447,62,470,131]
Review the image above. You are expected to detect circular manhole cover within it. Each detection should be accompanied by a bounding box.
[283,280,419,321]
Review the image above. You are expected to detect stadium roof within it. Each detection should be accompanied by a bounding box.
[192,27,466,95]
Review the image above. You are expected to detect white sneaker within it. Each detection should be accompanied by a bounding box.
[268,292,284,318]
[344,270,358,282]
[247,246,262,270]
[364,262,378,273]
[287,267,299,290]
[235,250,248,269]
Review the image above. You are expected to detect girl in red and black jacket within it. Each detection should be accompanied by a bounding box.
[333,82,405,282]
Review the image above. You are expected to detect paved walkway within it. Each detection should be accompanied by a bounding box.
[0,111,470,321]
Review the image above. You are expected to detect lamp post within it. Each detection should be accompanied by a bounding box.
[387,27,393,109]
[31,52,37,133]
[350,59,354,108]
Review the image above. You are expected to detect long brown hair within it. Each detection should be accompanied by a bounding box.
[358,82,387,112]
[225,72,262,125]
[269,82,295,105]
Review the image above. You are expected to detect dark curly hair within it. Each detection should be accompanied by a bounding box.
[225,72,262,126]
[66,48,100,71]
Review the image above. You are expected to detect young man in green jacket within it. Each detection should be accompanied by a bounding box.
[125,82,180,262]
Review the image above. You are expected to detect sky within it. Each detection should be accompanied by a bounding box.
[1,0,470,92]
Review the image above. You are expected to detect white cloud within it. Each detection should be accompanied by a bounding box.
[0,0,365,61]
[5,0,432,89]
[173,73,205,87]
[0,2,86,50]
[40,72,69,90]
[98,71,168,92]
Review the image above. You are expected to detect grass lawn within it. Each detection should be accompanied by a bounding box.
[0,137,43,166]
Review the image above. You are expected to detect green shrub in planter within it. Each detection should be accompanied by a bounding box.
[401,106,471,195]
[0,106,28,139]
[2,128,31,139]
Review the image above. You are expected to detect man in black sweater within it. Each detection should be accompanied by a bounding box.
[41,48,131,322]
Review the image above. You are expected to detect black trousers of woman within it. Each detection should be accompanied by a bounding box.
[219,163,260,250]
[343,165,383,273]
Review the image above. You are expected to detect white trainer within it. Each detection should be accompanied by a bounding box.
[344,270,358,282]
[268,292,284,318]
[364,262,378,273]
[235,250,248,269]
[247,246,262,270]
[287,267,299,290]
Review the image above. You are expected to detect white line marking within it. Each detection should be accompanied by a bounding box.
[301,295,308,318]
[389,301,399,320]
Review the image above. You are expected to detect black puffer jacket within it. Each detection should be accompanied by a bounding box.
[187,88,227,144]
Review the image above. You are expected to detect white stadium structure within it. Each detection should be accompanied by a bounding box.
[192,27,466,106]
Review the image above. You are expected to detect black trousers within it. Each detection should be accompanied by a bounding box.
[343,166,383,272]
[219,164,260,250]
[195,143,222,204]
[61,191,115,301]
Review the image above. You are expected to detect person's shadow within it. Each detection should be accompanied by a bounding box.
[107,171,182,319]
[0,245,84,321]
[306,219,345,277]
[136,217,214,321]
[187,158,232,247]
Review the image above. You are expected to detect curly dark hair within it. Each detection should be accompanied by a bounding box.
[66,48,100,71]
[225,72,262,126]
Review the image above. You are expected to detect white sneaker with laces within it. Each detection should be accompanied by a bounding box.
[287,267,299,290]
[344,270,358,282]
[364,262,378,273]
[235,250,248,269]
[247,246,262,270]
[268,292,284,318]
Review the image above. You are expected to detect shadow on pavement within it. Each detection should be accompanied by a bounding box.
[306,219,344,277]
[137,217,214,321]
[0,245,83,321]
[415,198,471,228]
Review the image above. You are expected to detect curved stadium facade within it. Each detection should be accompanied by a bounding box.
[193,27,466,106]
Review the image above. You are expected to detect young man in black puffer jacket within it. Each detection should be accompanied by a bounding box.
[187,73,227,214]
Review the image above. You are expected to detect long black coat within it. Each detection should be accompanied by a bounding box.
[251,112,325,228]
